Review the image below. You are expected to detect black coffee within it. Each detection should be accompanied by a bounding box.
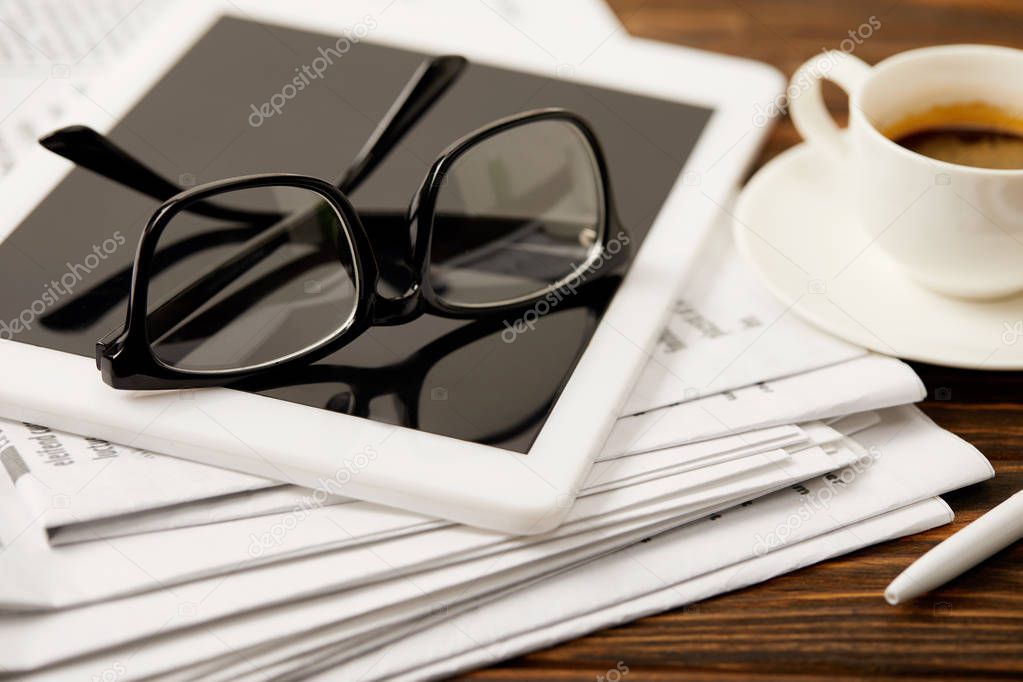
[885,102,1023,170]
[893,126,1023,170]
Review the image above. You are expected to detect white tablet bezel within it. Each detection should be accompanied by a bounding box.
[0,0,783,534]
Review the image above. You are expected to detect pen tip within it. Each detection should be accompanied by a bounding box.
[884,587,899,605]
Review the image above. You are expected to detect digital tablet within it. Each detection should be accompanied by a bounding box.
[0,0,782,533]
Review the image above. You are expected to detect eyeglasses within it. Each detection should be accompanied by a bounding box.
[40,55,629,390]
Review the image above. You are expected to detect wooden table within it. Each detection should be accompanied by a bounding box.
[463,2,1023,679]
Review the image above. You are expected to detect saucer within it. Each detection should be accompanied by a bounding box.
[733,140,1023,370]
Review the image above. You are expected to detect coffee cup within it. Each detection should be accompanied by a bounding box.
[789,45,1023,299]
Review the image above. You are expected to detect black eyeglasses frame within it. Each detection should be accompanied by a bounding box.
[98,108,628,389]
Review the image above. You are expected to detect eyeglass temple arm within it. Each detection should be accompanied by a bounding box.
[34,125,284,331]
[39,54,467,212]
[37,55,467,331]
[335,55,467,193]
[38,126,282,224]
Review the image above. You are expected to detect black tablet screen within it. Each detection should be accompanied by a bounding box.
[0,17,711,452]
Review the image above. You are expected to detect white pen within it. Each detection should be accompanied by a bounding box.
[885,490,1023,605]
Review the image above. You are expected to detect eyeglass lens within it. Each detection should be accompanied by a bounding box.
[145,185,359,372]
[428,119,605,308]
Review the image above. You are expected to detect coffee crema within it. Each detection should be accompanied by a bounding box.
[883,101,1023,170]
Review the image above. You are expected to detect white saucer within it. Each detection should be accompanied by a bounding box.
[733,140,1023,370]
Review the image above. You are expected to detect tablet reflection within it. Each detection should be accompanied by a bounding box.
[234,290,608,451]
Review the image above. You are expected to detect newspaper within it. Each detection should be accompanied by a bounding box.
[583,421,847,495]
[603,353,923,458]
[0,438,857,615]
[174,403,984,681]
[622,220,865,414]
[0,419,278,531]
[3,417,814,543]
[49,423,809,545]
[307,498,953,682]
[48,483,348,546]
[0,0,178,174]
[1,417,813,542]
[17,406,992,680]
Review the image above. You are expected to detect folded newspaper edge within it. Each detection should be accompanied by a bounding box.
[1,444,858,671]
[8,405,992,679]
[327,498,953,682]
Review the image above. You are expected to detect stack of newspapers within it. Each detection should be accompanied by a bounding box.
[0,217,994,680]
[0,1,994,679]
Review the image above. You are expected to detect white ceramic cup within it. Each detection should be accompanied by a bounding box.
[789,45,1023,299]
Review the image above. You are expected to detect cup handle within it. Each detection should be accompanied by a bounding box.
[789,51,873,158]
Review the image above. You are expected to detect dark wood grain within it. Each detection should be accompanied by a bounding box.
[458,2,1023,679]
